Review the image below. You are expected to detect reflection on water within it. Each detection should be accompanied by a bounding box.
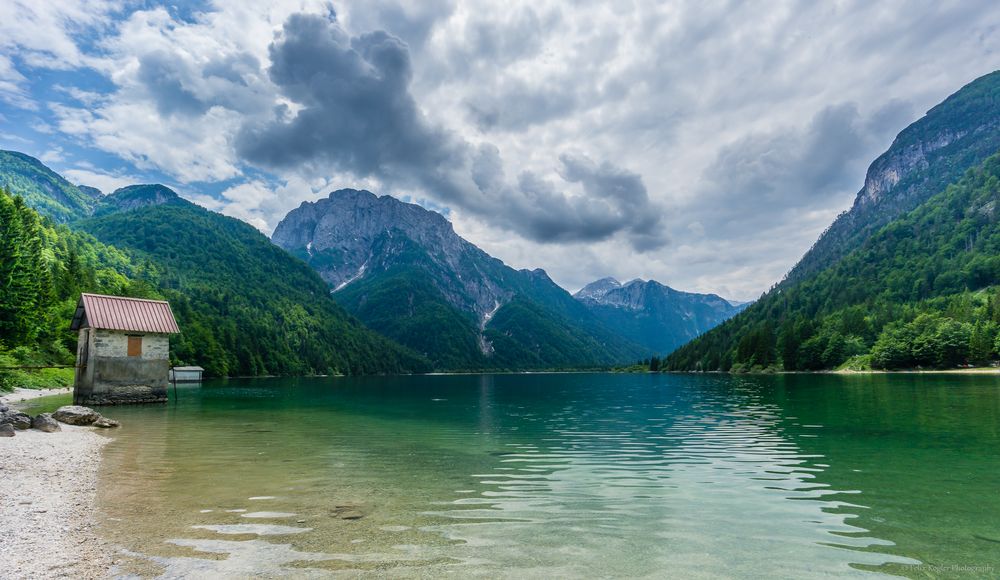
[95,373,1000,578]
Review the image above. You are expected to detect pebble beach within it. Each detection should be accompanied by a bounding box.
[0,388,114,579]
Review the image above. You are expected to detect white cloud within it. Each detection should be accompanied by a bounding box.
[6,0,1000,298]
[60,167,144,194]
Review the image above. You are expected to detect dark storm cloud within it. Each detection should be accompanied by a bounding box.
[558,154,666,250]
[699,99,914,231]
[237,13,457,176]
[136,49,270,118]
[236,12,666,251]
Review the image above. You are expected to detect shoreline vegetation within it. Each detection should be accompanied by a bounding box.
[0,388,113,580]
[4,363,999,393]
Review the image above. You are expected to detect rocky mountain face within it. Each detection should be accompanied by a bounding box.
[273,190,644,369]
[273,189,515,319]
[574,278,747,355]
[787,70,1000,284]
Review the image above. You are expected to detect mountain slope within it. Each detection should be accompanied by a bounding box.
[668,152,1000,371]
[667,70,1000,372]
[0,150,96,222]
[273,189,643,369]
[786,70,1000,285]
[74,186,430,376]
[574,277,747,356]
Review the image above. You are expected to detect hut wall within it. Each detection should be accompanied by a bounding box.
[74,330,170,405]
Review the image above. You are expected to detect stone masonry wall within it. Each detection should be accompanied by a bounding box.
[93,330,169,360]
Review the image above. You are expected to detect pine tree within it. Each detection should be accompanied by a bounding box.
[0,189,49,346]
[969,322,996,366]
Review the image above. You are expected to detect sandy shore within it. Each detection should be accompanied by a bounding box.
[0,394,114,579]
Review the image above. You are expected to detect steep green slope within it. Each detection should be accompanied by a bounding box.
[336,267,483,370]
[77,195,430,376]
[667,154,1000,371]
[484,298,637,369]
[0,150,97,222]
[786,70,1000,285]
[334,233,642,370]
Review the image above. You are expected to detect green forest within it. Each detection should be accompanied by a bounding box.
[0,185,429,391]
[0,187,155,389]
[667,154,1000,372]
[78,202,430,377]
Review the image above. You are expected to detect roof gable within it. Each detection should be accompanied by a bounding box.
[71,293,180,334]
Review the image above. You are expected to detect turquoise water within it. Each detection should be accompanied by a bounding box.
[92,373,1000,578]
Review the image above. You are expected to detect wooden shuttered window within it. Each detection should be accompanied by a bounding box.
[127,335,143,357]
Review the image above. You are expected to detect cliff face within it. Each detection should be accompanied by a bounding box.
[786,70,1000,285]
[857,130,966,207]
[272,189,516,319]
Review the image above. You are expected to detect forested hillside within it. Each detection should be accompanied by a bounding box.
[77,193,430,376]
[785,70,1000,285]
[0,150,97,222]
[0,187,156,389]
[667,154,1000,371]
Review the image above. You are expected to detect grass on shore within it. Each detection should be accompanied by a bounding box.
[0,367,74,393]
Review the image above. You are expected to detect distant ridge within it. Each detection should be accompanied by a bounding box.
[574,277,747,355]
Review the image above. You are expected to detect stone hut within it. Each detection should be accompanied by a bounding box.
[70,293,180,405]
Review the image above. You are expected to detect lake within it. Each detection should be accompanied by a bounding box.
[80,373,1000,578]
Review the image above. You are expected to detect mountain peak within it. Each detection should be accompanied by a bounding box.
[575,275,746,354]
[110,183,180,199]
[574,277,622,301]
[273,190,486,301]
[96,184,186,215]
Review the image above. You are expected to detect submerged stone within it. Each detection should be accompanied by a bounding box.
[93,416,120,428]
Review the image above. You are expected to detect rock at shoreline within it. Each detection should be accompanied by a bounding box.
[53,406,100,426]
[93,416,120,428]
[31,413,61,433]
[0,423,14,437]
[0,410,32,430]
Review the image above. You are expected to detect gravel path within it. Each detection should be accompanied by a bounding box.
[0,417,114,578]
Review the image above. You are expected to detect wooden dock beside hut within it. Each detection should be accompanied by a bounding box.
[70,293,180,405]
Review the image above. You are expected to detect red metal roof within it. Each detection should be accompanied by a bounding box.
[70,293,180,334]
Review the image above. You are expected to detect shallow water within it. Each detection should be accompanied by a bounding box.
[92,373,1000,578]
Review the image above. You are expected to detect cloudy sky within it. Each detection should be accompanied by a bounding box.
[1,1,997,300]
